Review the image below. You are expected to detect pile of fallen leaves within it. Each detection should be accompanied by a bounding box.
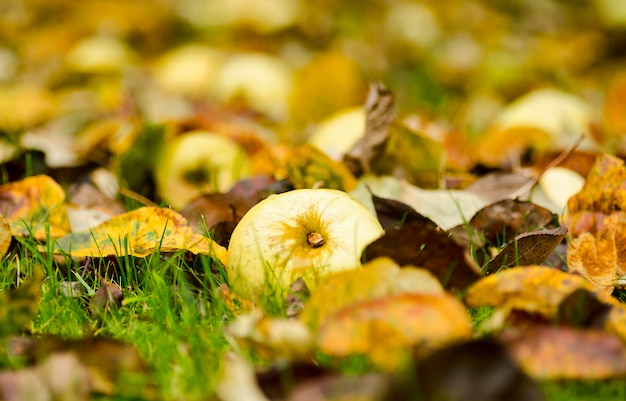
[3,0,626,399]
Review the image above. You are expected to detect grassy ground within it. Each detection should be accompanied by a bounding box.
[1,238,626,400]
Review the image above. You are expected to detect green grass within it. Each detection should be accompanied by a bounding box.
[2,236,626,400]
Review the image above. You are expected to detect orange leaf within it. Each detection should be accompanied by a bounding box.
[464,266,608,316]
[316,292,471,370]
[0,175,70,240]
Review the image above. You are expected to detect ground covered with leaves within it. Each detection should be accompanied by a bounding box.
[2,0,626,400]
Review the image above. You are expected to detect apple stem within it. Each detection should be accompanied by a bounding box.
[307,231,325,248]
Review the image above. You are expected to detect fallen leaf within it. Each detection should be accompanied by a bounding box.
[285,277,310,319]
[0,265,43,336]
[566,212,626,293]
[7,336,156,399]
[53,206,227,264]
[0,214,11,258]
[372,123,446,189]
[272,143,356,191]
[538,166,585,212]
[484,226,568,274]
[0,174,70,240]
[464,266,604,316]
[300,257,443,331]
[344,82,395,177]
[353,175,486,230]
[371,194,439,231]
[556,288,612,329]
[89,280,124,317]
[467,199,558,247]
[364,218,481,291]
[567,153,626,216]
[316,292,472,370]
[404,339,545,401]
[502,326,626,380]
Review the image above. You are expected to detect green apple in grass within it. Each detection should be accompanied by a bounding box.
[226,188,384,303]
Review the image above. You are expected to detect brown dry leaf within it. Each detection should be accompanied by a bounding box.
[53,206,227,264]
[0,174,70,240]
[364,217,481,291]
[316,292,472,370]
[468,199,558,247]
[464,266,605,317]
[89,280,124,317]
[409,339,544,401]
[344,82,395,177]
[300,256,443,331]
[272,143,356,191]
[502,326,626,380]
[466,172,535,204]
[484,226,568,274]
[371,194,439,231]
[556,288,612,329]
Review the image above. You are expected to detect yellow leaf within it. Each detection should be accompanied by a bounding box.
[0,214,11,258]
[316,292,472,370]
[54,207,227,264]
[300,257,443,331]
[0,175,70,240]
[464,266,613,316]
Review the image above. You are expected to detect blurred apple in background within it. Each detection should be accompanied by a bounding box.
[155,131,251,210]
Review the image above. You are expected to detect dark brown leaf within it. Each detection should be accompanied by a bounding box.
[556,288,612,329]
[469,199,558,247]
[363,222,481,291]
[371,193,438,231]
[484,226,568,274]
[344,82,395,176]
[89,280,124,317]
[392,339,545,401]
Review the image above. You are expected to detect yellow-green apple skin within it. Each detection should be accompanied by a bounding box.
[227,188,384,302]
[154,130,250,210]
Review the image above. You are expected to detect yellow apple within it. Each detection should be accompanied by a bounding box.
[227,188,384,303]
[154,131,251,210]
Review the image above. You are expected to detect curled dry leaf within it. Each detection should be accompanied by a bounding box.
[54,206,227,265]
[316,292,472,370]
[502,326,626,380]
[344,82,395,176]
[0,174,70,240]
[300,256,443,331]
